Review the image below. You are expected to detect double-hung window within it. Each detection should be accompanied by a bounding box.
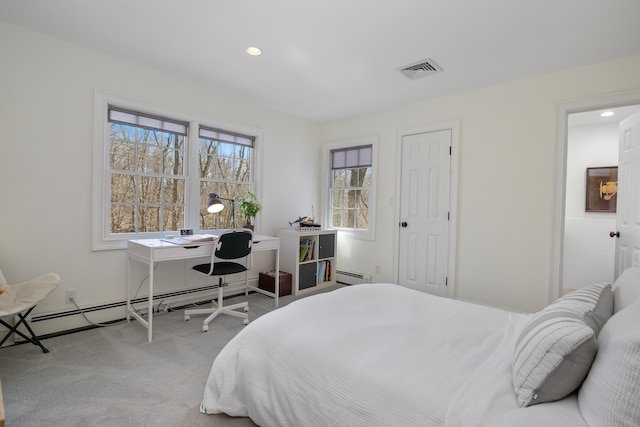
[108,108,187,234]
[198,127,255,230]
[324,137,376,240]
[92,93,259,250]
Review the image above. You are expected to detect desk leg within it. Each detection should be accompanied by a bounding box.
[274,248,280,308]
[127,257,131,322]
[147,261,154,342]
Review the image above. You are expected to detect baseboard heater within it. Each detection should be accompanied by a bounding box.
[335,270,372,286]
[31,280,254,323]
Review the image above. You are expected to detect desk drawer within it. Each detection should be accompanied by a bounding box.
[151,244,213,261]
[128,237,277,263]
[253,238,279,251]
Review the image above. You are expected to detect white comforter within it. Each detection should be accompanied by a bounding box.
[201,284,535,426]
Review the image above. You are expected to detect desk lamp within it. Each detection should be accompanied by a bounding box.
[207,193,236,229]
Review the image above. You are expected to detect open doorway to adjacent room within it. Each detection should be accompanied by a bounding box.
[562,104,640,294]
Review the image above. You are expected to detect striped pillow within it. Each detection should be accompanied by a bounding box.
[550,282,613,334]
[512,283,612,407]
[513,312,597,407]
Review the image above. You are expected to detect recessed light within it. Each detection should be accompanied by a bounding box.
[600,111,615,117]
[246,47,262,56]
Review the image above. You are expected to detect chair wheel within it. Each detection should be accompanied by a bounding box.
[184,314,190,321]
[243,318,249,325]
[244,306,249,312]
[202,324,209,332]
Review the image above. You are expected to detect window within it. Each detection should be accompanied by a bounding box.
[198,126,255,230]
[108,107,188,234]
[92,93,259,250]
[324,137,376,240]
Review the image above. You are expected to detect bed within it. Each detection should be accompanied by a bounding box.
[201,267,640,426]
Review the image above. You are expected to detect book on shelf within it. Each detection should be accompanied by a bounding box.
[299,239,308,261]
[317,260,332,282]
[299,239,316,262]
[318,261,322,282]
[309,239,316,260]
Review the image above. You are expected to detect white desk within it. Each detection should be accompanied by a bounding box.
[127,234,280,342]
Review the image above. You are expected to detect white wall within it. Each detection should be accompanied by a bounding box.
[3,20,640,335]
[321,55,640,313]
[0,22,321,334]
[563,123,618,290]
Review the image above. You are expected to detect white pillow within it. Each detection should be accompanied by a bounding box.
[578,298,640,426]
[612,266,640,313]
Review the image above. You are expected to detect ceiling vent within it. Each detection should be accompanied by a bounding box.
[397,58,443,80]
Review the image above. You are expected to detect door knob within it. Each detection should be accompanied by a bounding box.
[610,231,620,238]
[400,221,408,228]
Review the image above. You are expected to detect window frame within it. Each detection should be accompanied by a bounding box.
[322,136,377,241]
[107,106,189,236]
[197,125,256,231]
[92,91,262,250]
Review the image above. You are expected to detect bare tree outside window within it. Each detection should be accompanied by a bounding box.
[95,99,259,249]
[330,145,372,231]
[331,167,370,229]
[108,110,186,234]
[198,127,254,230]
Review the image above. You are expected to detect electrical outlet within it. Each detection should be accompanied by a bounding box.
[66,289,77,304]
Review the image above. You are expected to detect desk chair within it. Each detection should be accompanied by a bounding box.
[184,229,252,332]
[0,267,60,353]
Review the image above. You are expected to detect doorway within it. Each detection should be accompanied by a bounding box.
[555,94,640,301]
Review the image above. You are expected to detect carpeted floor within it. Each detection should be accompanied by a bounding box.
[0,288,337,426]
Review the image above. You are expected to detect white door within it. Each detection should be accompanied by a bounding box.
[398,130,451,296]
[614,111,640,277]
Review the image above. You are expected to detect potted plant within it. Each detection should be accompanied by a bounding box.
[238,192,262,230]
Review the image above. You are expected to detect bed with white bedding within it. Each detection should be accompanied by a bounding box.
[201,268,640,427]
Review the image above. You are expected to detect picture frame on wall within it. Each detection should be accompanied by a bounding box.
[585,166,618,212]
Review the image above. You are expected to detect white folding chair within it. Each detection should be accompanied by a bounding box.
[0,268,60,353]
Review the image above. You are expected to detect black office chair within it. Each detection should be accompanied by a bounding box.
[184,229,252,332]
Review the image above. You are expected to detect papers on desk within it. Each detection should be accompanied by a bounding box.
[160,234,217,245]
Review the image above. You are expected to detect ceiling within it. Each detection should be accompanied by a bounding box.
[570,105,640,128]
[2,0,640,123]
